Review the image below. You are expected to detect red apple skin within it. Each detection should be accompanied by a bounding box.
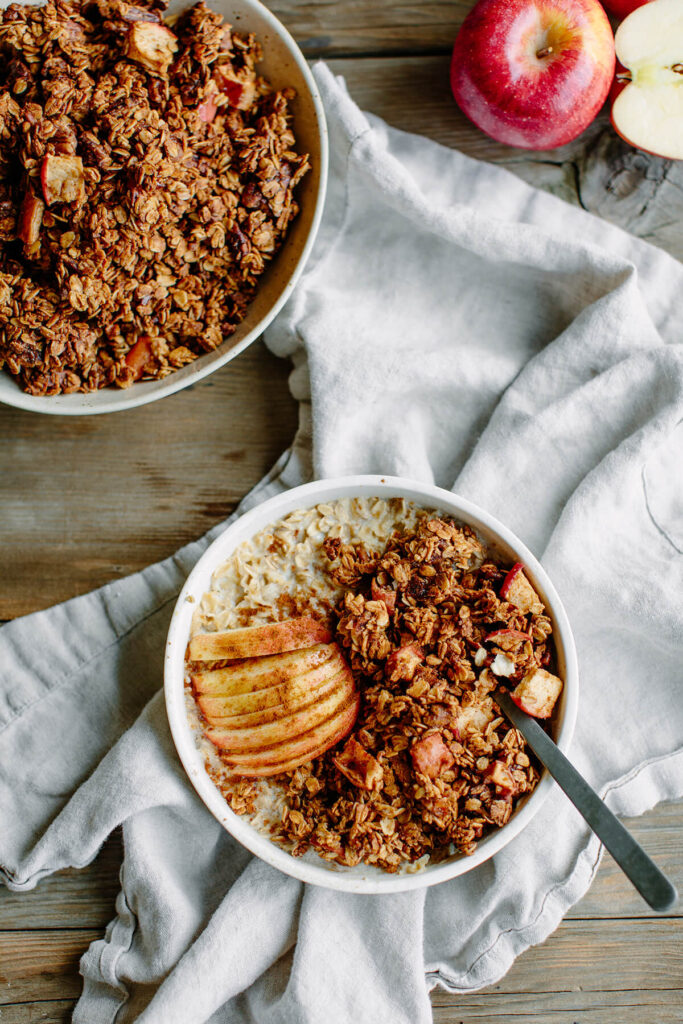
[450,0,616,150]
[601,0,650,18]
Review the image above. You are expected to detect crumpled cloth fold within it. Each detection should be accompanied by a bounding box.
[1,63,682,1023]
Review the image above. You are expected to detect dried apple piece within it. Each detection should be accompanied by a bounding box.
[125,22,178,74]
[411,732,454,779]
[17,191,44,244]
[510,668,563,719]
[40,156,85,206]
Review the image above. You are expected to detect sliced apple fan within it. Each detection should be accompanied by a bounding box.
[188,618,359,777]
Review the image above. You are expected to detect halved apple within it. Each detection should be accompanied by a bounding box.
[602,0,651,21]
[188,617,332,662]
[611,0,683,159]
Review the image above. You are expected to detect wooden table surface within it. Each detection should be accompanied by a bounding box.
[1,2,682,1021]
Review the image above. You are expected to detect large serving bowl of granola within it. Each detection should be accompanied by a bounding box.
[165,476,579,892]
[0,0,327,413]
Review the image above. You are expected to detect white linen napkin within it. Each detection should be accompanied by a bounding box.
[1,63,682,1023]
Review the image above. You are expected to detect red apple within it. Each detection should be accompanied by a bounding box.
[601,0,650,18]
[450,0,616,149]
[611,0,683,159]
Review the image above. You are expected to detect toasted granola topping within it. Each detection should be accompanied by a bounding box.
[188,499,559,874]
[0,0,309,395]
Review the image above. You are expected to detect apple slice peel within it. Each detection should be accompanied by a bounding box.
[188,618,360,777]
[188,617,332,661]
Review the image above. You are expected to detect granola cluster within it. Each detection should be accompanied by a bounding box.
[0,0,309,395]
[224,512,555,872]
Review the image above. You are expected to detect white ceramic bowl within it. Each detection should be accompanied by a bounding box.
[165,476,579,893]
[0,0,327,415]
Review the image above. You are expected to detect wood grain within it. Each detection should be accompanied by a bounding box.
[269,1,469,58]
[0,340,298,619]
[431,990,683,1024]
[0,1003,75,1024]
[0,930,96,1004]
[0,833,123,931]
[1,1,682,1019]
[0,918,680,1010]
[2,807,682,931]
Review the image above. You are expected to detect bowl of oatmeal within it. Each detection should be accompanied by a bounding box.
[164,476,579,892]
[0,0,327,414]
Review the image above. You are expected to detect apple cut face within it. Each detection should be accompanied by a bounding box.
[612,0,683,159]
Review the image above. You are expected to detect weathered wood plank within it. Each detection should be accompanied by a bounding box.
[0,833,122,931]
[1,807,680,931]
[0,930,97,1004]
[0,340,298,619]
[328,56,683,260]
[0,811,676,928]
[0,1001,75,1024]
[1,919,679,1008]
[269,1,468,58]
[429,920,683,1002]
[431,989,683,1023]
[0,993,679,1024]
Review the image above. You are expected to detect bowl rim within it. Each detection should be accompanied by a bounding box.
[164,474,580,893]
[0,0,329,416]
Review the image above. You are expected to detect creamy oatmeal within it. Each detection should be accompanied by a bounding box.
[186,496,562,873]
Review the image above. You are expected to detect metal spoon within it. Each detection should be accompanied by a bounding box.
[495,688,678,913]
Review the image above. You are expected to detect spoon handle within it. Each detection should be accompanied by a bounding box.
[495,689,677,913]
